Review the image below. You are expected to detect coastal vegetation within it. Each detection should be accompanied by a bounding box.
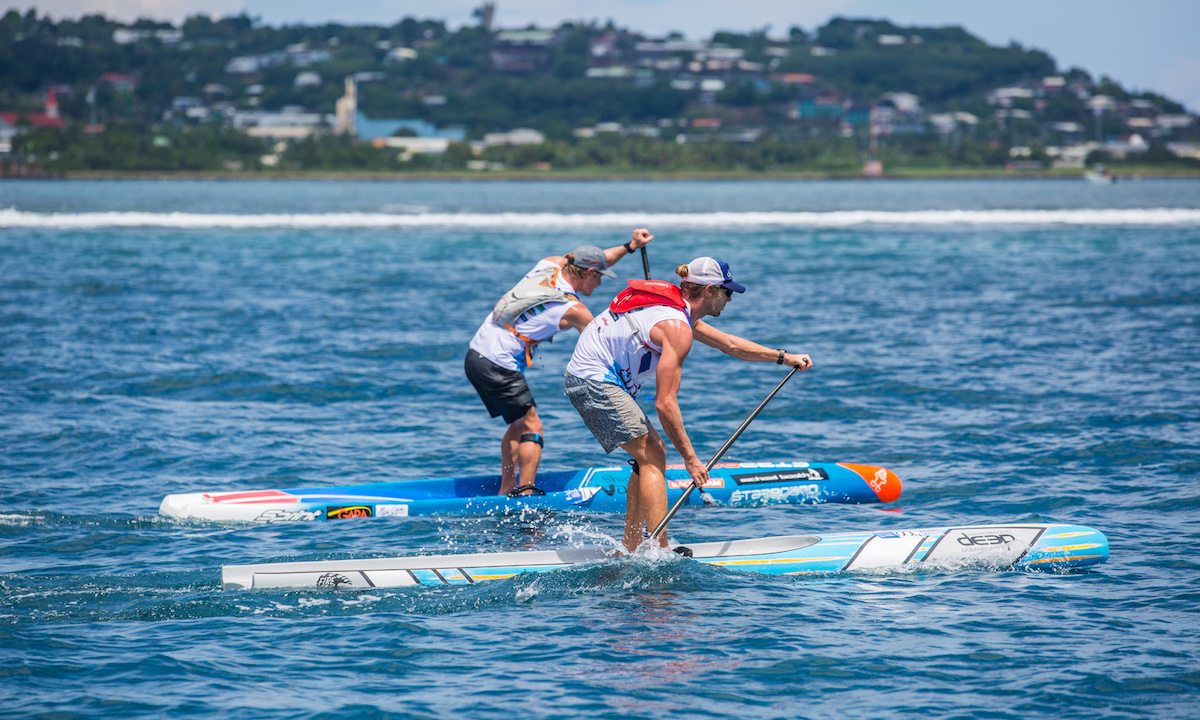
[1,9,1197,177]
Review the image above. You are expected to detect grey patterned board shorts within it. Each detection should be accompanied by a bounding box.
[564,372,652,453]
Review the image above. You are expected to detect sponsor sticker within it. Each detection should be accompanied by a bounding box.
[254,509,323,523]
[664,462,807,470]
[876,530,938,539]
[730,485,820,504]
[326,505,373,520]
[565,487,603,504]
[667,477,725,490]
[956,532,1016,547]
[923,526,1043,564]
[316,573,353,589]
[665,462,744,470]
[731,468,829,485]
[376,504,409,517]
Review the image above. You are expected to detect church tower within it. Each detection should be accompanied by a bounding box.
[335,77,357,136]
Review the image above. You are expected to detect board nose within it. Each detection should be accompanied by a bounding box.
[837,463,902,503]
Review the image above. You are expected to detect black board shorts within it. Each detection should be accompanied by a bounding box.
[464,348,535,424]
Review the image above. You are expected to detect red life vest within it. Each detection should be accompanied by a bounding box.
[608,280,689,318]
[607,282,691,358]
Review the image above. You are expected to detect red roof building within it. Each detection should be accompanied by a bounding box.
[0,112,65,129]
[99,72,139,92]
[0,88,67,130]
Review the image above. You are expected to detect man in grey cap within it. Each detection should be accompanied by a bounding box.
[466,229,654,496]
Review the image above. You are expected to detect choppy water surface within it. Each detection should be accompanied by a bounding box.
[2,179,1199,719]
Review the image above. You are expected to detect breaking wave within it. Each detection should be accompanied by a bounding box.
[3,207,1200,230]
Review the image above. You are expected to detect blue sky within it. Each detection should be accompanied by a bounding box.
[16,0,1200,110]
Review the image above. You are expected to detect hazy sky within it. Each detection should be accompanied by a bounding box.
[14,0,1200,111]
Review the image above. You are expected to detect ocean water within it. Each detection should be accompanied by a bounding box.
[1,178,1198,719]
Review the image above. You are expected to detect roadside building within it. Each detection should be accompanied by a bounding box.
[232,109,333,140]
[373,136,454,160]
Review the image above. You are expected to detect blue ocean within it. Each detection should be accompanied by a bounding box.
[2,178,1198,718]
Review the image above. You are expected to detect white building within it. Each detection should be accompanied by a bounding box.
[483,128,546,147]
[113,28,182,45]
[233,110,332,139]
[385,47,418,63]
[379,137,453,159]
[294,72,322,88]
[988,87,1035,107]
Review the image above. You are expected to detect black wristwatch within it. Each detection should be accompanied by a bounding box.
[776,349,786,365]
[623,241,635,254]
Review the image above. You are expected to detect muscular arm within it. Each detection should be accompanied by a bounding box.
[602,228,653,269]
[650,320,703,469]
[692,320,813,370]
[547,229,653,274]
[558,303,594,332]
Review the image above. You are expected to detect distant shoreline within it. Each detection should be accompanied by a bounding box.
[6,167,1200,181]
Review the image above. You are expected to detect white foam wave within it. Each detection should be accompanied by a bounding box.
[2,207,1199,230]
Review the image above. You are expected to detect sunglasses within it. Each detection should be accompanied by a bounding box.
[719,286,733,298]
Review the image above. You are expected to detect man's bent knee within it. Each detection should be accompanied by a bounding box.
[512,407,542,434]
[623,435,664,469]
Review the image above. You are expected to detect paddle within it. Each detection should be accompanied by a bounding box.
[648,365,802,544]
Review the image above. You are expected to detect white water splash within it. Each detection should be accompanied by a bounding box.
[549,522,625,553]
[2,207,1199,230]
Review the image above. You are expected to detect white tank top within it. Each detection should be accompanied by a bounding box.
[469,260,580,373]
[565,303,691,399]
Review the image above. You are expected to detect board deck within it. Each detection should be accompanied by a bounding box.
[221,523,1108,590]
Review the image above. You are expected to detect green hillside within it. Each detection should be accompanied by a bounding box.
[1,9,1196,175]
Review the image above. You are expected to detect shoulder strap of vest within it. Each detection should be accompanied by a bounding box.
[610,281,691,356]
[608,280,688,315]
[492,265,577,326]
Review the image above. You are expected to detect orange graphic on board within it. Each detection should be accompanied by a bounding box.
[838,464,902,503]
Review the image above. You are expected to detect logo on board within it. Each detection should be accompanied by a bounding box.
[731,468,829,485]
[326,505,373,519]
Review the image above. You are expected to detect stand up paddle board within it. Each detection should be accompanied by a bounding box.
[161,461,901,523]
[221,523,1106,590]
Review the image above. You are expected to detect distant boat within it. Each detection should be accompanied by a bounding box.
[1084,167,1116,184]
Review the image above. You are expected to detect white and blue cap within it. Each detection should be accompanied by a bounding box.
[686,257,746,293]
[570,245,616,278]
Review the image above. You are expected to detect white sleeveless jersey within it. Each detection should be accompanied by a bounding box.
[565,303,691,399]
[469,260,580,373]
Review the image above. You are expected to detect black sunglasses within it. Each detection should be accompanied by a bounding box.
[719,286,733,298]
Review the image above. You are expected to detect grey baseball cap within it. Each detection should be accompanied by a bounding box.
[570,245,616,278]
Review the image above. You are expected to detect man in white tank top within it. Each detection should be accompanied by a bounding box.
[466,229,654,496]
[565,257,813,552]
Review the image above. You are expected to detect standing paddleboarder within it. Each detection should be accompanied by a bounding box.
[466,230,654,496]
[564,257,813,552]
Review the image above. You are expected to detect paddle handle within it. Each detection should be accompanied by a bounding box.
[640,246,651,280]
[649,366,801,542]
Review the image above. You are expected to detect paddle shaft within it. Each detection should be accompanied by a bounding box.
[649,366,801,542]
[640,246,651,280]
